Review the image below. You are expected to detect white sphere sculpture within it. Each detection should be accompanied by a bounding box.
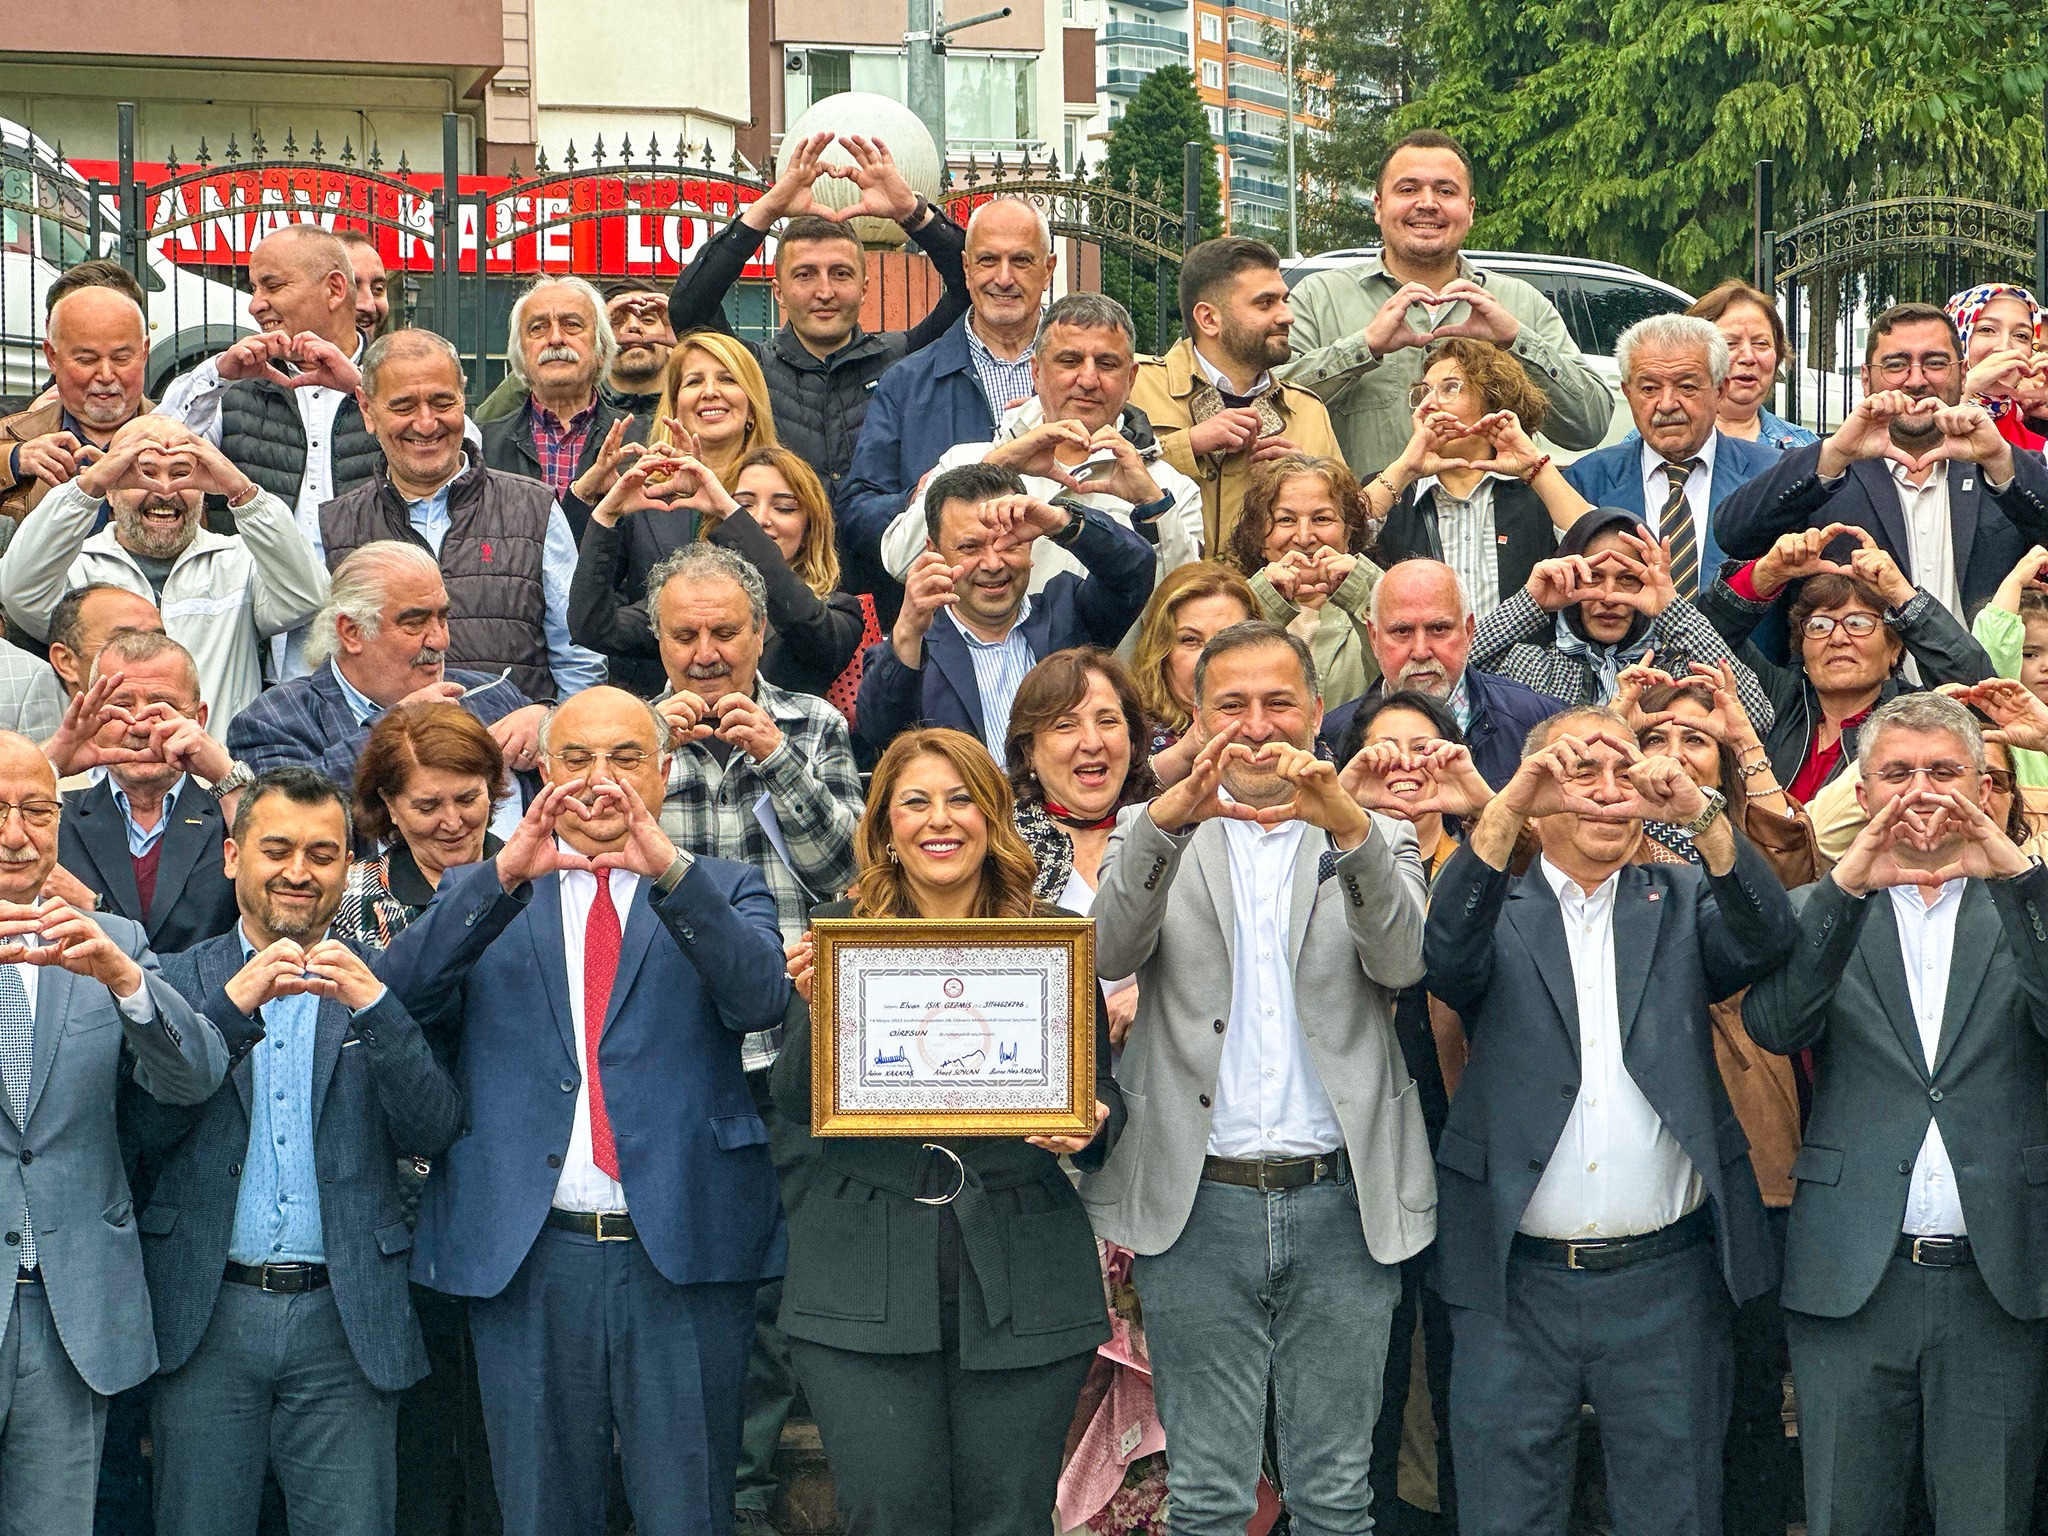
[781,92,944,249]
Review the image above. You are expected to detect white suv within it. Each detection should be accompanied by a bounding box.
[1280,248,1696,448]
[2,117,254,410]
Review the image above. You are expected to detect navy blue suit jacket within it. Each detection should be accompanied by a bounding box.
[1317,666,1566,790]
[1711,440,2048,613]
[853,508,1158,759]
[375,856,791,1298]
[59,778,237,955]
[1423,838,1794,1318]
[140,931,463,1392]
[228,663,530,790]
[836,317,999,593]
[1564,430,1781,581]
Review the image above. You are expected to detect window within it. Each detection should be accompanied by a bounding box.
[1201,59,1222,88]
[1064,0,1075,16]
[946,54,1038,146]
[1574,276,1686,358]
[1205,105,1226,135]
[1200,13,1221,41]
[1064,120,1080,167]
[808,49,852,100]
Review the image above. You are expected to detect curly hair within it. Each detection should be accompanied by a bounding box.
[352,701,509,846]
[852,729,1041,920]
[1223,454,1378,577]
[1003,649,1162,812]
[1419,338,1549,435]
[1129,561,1260,733]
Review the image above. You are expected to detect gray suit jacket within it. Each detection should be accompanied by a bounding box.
[1744,867,2048,1321]
[0,911,225,1395]
[1080,806,1437,1260]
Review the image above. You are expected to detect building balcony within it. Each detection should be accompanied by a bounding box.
[1229,0,1293,20]
[1115,0,1191,14]
[1231,172,1288,204]
[1104,68,1149,96]
[1225,127,1281,160]
[1102,21,1189,49]
[1227,82,1290,110]
[1226,32,1280,61]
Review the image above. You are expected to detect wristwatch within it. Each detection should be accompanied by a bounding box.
[653,849,696,897]
[207,760,256,801]
[1678,785,1727,838]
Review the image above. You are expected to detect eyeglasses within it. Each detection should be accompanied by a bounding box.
[1802,612,1882,640]
[0,801,59,830]
[1870,761,1973,786]
[1407,378,1468,410]
[548,748,650,773]
[1873,353,1956,380]
[1988,768,2017,795]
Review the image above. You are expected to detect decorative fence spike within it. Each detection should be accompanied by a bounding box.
[535,146,550,174]
[164,145,181,174]
[591,134,606,163]
[339,137,356,166]
[282,128,298,158]
[195,137,213,167]
[224,134,241,164]
[250,128,266,157]
[367,140,383,171]
[310,131,325,162]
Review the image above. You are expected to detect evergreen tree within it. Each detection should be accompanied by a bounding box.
[1285,0,1434,252]
[1099,65,1222,348]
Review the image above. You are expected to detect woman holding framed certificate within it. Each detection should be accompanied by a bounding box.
[774,727,1121,1536]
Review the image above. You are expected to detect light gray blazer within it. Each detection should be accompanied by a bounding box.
[1080,805,1437,1262]
[0,911,225,1395]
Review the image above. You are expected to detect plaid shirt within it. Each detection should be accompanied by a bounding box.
[657,676,864,1071]
[964,323,1036,421]
[523,395,598,502]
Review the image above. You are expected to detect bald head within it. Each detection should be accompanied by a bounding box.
[540,686,671,858]
[248,226,358,347]
[964,199,1057,341]
[44,287,148,433]
[1368,559,1476,700]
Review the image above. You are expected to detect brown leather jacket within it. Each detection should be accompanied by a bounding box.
[1639,800,1823,1207]
[0,396,153,522]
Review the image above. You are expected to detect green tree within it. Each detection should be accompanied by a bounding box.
[1395,0,2047,288]
[1284,0,1434,252]
[1099,65,1221,348]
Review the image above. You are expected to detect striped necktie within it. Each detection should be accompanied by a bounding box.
[1661,459,1703,597]
[0,965,34,1270]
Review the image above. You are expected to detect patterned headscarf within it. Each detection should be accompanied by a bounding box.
[1944,285,2045,417]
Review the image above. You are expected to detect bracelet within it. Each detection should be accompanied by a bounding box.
[1520,454,1551,484]
[226,482,262,509]
[1738,757,1776,779]
[897,194,932,230]
[1372,474,1400,502]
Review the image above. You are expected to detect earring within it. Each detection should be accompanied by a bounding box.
[885,845,900,863]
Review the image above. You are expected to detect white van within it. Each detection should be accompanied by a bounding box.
[1,117,254,408]
[1280,248,1696,448]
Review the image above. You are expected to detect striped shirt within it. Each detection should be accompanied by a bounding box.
[964,324,1036,423]
[946,595,1037,757]
[1415,472,1508,619]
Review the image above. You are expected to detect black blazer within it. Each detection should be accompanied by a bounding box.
[58,779,237,955]
[769,899,1122,1369]
[1713,441,2048,613]
[1377,475,1559,602]
[480,395,625,542]
[1423,837,1795,1318]
[1744,868,2048,1321]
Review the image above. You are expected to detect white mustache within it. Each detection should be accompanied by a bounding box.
[536,345,582,366]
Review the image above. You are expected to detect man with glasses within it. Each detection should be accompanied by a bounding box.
[1716,301,2048,619]
[1745,691,2048,1534]
[1693,522,1993,803]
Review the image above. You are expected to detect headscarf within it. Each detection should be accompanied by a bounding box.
[1551,507,1657,699]
[1944,284,2044,420]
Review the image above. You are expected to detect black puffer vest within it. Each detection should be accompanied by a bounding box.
[320,456,556,702]
[217,377,383,506]
[760,326,904,498]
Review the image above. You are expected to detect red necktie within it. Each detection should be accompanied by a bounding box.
[583,870,622,1180]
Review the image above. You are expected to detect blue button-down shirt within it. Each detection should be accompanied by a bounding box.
[964,324,1036,423]
[945,594,1037,757]
[111,774,190,859]
[228,922,327,1265]
[403,457,605,699]
[331,659,381,728]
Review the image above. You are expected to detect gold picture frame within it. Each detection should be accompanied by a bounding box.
[810,916,1098,1138]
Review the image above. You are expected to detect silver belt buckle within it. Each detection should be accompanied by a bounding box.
[260,1264,306,1292]
[914,1144,967,1206]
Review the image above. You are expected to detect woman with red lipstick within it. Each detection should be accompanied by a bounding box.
[775,727,1121,1536]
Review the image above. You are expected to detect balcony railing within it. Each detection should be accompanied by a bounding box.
[1104,68,1149,95]
[1101,21,1190,48]
[1116,0,1189,14]
[1226,31,1280,60]
[1231,174,1288,204]
[1226,82,1289,110]
[1225,129,1281,161]
[1229,0,1291,20]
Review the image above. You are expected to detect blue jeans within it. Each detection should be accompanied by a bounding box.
[1132,1172,1401,1536]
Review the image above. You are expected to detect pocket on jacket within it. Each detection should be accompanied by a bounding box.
[2024,1145,2048,1186]
[68,1006,117,1035]
[711,1114,771,1152]
[101,1196,134,1229]
[1390,1081,1439,1214]
[1006,1207,1108,1336]
[1789,1144,1844,1187]
[788,1196,889,1323]
[1436,1126,1487,1182]
[376,1221,414,1256]
[138,1203,177,1237]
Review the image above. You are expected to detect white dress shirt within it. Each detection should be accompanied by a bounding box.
[1639,431,1719,558]
[1888,881,1969,1236]
[1890,463,1961,620]
[1191,345,1273,400]
[550,854,643,1213]
[1517,859,1703,1239]
[1206,813,1345,1158]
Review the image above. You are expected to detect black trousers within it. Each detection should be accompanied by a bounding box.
[395,1288,501,1536]
[790,1336,1091,1536]
[1723,1208,1797,1536]
[1448,1237,1734,1536]
[1788,1255,2048,1536]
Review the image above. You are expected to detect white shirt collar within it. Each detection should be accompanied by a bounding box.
[1638,430,1719,482]
[1191,345,1271,398]
[1414,468,1514,499]
[944,592,1033,648]
[1539,855,1621,908]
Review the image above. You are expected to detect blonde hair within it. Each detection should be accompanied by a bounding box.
[653,331,779,482]
[852,729,1040,920]
[1129,561,1259,733]
[728,445,841,601]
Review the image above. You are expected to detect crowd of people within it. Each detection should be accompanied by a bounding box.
[3,117,2048,1536]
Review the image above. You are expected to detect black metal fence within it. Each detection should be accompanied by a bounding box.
[1,103,1193,411]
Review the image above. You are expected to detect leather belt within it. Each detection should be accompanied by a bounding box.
[15,1265,38,1284]
[1896,1233,1974,1267]
[224,1261,330,1293]
[1511,1207,1714,1273]
[546,1209,638,1243]
[1202,1148,1350,1191]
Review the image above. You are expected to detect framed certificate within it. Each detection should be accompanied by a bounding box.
[809,917,1098,1138]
